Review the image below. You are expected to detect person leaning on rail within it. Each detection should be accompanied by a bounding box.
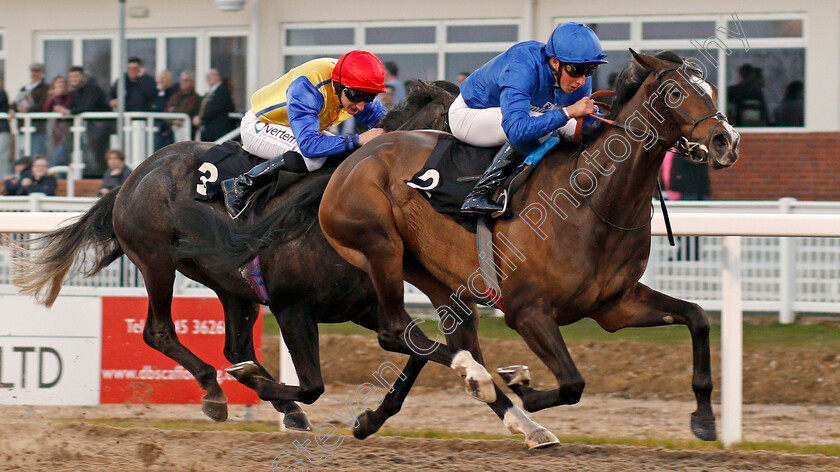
[221,50,388,219]
[449,22,607,215]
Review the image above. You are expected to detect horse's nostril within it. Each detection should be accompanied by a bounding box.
[712,134,729,150]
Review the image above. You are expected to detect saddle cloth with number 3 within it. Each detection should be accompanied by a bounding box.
[191,141,265,201]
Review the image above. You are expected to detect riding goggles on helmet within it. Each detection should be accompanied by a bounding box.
[563,62,600,78]
[343,87,377,103]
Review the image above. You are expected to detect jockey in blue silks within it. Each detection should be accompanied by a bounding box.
[449,22,608,215]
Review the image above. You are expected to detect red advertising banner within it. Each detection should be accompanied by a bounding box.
[101,297,261,405]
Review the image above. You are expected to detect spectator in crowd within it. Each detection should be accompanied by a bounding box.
[53,66,111,178]
[19,155,56,196]
[97,149,132,196]
[0,80,11,178]
[13,62,50,156]
[455,72,470,86]
[774,80,804,127]
[109,56,156,112]
[727,64,769,127]
[192,68,236,142]
[3,156,33,195]
[152,70,178,150]
[42,76,74,167]
[383,61,406,104]
[165,70,202,142]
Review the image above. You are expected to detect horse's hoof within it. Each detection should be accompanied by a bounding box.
[353,409,379,440]
[225,361,260,381]
[201,397,228,422]
[283,411,312,431]
[497,365,531,387]
[525,428,560,450]
[690,412,717,441]
[464,377,497,403]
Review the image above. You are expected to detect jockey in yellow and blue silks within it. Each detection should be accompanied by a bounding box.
[450,22,607,215]
[222,51,388,218]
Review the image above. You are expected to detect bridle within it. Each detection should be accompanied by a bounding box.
[654,65,728,162]
[569,62,728,237]
[575,63,729,162]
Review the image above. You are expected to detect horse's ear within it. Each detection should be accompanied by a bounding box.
[629,48,662,72]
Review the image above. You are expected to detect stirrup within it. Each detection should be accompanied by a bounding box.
[491,190,509,219]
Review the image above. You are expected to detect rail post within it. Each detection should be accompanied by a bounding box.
[778,198,797,324]
[721,235,742,447]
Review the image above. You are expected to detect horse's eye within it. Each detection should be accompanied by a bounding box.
[671,89,682,98]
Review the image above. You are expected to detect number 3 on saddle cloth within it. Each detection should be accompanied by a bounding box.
[191,141,265,201]
[405,134,560,232]
[190,141,277,305]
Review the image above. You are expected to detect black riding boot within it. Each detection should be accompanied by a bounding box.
[460,141,524,215]
[222,152,307,219]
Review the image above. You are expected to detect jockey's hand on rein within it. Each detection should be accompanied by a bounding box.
[566,97,596,119]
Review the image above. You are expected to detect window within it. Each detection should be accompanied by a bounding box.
[211,36,248,111]
[283,20,520,85]
[37,28,250,111]
[560,14,807,128]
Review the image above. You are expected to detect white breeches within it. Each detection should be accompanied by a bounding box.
[240,109,327,172]
[448,94,578,148]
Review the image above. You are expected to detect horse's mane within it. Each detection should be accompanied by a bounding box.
[575,50,685,147]
[381,80,459,132]
[175,171,332,272]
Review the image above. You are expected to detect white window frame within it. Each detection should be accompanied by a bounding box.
[0,29,5,85]
[556,13,809,132]
[35,27,250,96]
[281,19,522,81]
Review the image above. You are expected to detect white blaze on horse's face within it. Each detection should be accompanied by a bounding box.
[690,74,714,98]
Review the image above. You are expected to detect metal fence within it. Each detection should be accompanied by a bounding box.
[1,196,838,318]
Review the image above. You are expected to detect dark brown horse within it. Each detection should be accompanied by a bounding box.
[320,50,740,441]
[12,81,559,449]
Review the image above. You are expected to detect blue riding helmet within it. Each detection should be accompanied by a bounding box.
[546,22,608,64]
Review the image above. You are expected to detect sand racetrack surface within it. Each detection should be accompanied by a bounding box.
[2,333,840,471]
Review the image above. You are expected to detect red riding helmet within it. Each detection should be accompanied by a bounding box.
[332,50,386,94]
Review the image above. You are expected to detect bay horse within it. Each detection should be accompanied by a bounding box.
[12,81,559,449]
[319,50,740,441]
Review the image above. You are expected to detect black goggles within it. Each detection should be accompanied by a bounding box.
[563,62,600,78]
[343,87,377,104]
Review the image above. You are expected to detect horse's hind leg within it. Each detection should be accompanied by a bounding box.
[216,292,311,431]
[443,310,558,450]
[136,258,228,421]
[353,265,556,449]
[320,180,495,403]
[589,283,716,441]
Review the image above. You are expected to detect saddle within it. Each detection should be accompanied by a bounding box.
[405,134,536,232]
[192,141,263,201]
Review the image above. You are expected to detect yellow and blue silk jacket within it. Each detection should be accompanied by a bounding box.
[250,58,386,157]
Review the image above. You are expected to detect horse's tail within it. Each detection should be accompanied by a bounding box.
[175,173,330,274]
[12,188,124,307]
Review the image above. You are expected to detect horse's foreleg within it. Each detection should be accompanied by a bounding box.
[226,304,325,406]
[590,283,716,441]
[501,308,585,413]
[352,355,427,440]
[217,293,310,431]
[136,260,228,421]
